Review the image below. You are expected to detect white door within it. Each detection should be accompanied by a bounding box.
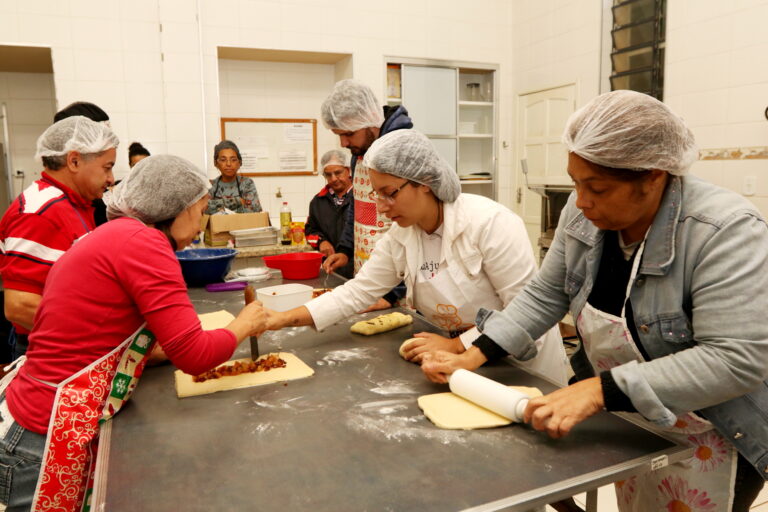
[515,84,576,251]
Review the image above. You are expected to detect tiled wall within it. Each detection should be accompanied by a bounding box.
[508,0,604,204]
[0,72,56,197]
[665,0,768,214]
[0,0,515,207]
[218,58,336,225]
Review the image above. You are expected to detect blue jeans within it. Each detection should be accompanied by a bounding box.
[0,396,45,512]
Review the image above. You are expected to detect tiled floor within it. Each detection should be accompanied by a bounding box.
[544,482,768,511]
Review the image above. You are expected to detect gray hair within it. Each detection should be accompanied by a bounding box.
[213,140,242,163]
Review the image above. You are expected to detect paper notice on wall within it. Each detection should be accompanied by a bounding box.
[279,150,307,171]
[283,123,312,143]
[239,148,269,173]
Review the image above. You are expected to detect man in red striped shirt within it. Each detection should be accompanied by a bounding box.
[0,116,118,357]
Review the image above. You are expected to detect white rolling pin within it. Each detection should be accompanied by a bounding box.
[448,369,530,422]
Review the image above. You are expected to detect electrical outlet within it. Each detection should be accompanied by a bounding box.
[743,175,757,196]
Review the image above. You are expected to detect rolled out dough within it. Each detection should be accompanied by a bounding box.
[350,312,413,335]
[174,352,314,398]
[418,386,543,430]
[198,310,236,330]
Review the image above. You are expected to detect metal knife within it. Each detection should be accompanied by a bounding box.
[244,285,259,360]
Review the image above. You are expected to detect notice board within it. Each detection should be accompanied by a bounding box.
[220,118,317,176]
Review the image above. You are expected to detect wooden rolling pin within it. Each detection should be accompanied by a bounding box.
[244,285,259,360]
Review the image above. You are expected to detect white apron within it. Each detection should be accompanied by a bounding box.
[413,262,569,386]
[352,160,392,274]
[576,240,736,512]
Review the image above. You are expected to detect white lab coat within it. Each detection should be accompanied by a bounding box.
[306,193,568,384]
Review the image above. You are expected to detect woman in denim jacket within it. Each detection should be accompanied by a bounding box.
[423,91,767,511]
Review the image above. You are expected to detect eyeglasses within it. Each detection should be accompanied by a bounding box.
[371,180,412,205]
[216,157,240,165]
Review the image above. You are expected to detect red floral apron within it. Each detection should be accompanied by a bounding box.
[26,324,157,512]
[353,159,392,274]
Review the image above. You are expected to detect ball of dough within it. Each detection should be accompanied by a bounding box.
[399,337,420,362]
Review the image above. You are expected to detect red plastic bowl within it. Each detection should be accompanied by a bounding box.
[262,252,323,280]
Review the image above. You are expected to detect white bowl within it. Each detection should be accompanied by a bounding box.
[256,283,313,312]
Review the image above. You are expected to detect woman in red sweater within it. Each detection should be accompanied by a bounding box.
[0,154,266,512]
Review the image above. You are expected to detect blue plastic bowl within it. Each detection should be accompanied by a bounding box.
[175,248,237,287]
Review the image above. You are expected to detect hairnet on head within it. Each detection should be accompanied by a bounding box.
[321,79,384,132]
[562,90,698,176]
[363,130,461,203]
[106,155,210,224]
[320,149,350,172]
[35,116,119,160]
[213,140,242,163]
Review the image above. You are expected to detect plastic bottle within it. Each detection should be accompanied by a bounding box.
[279,202,292,245]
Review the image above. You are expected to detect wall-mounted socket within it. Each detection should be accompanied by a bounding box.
[743,175,757,196]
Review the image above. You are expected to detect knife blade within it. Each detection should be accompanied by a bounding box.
[244,285,259,360]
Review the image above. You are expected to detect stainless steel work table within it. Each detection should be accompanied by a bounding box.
[96,274,692,511]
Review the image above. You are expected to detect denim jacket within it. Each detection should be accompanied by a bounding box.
[477,176,768,478]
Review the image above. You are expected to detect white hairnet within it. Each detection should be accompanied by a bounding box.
[106,155,210,224]
[320,149,350,172]
[562,90,698,176]
[321,79,384,132]
[35,116,119,160]
[363,130,461,203]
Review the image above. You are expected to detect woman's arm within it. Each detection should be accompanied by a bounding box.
[206,180,224,214]
[119,230,265,375]
[304,232,405,331]
[612,212,768,421]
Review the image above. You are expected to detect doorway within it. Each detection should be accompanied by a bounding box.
[515,84,576,251]
[0,45,56,213]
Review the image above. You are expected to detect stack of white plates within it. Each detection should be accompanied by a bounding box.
[229,227,279,248]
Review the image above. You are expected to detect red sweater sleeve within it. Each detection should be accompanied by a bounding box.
[117,228,238,375]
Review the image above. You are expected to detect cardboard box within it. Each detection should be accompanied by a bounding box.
[203,212,270,247]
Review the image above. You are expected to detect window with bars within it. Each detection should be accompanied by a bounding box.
[609,0,666,100]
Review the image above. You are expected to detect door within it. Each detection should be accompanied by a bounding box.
[515,84,576,251]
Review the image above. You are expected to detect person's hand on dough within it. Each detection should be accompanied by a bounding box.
[322,253,348,274]
[318,240,335,257]
[357,297,392,314]
[523,377,604,439]
[421,347,487,384]
[402,332,463,363]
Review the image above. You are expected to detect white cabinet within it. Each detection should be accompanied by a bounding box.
[386,60,497,200]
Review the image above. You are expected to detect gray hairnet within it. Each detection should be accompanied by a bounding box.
[363,130,461,203]
[320,149,350,172]
[321,79,384,132]
[562,90,698,176]
[213,140,242,163]
[106,155,210,224]
[35,115,119,160]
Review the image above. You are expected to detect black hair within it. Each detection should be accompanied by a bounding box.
[153,218,178,251]
[128,142,151,159]
[53,101,109,123]
[213,140,242,163]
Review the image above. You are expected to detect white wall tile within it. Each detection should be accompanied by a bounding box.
[120,20,162,52]
[5,73,55,100]
[71,18,123,50]
[161,22,201,53]
[163,81,203,113]
[73,50,126,82]
[123,51,163,83]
